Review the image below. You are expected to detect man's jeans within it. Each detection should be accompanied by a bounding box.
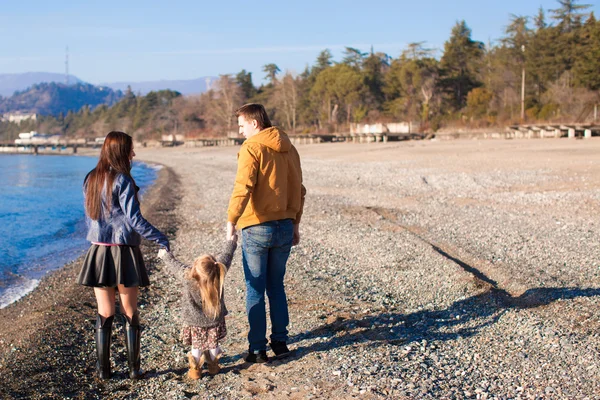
[242,219,294,352]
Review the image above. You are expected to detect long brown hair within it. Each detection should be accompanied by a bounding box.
[187,254,227,320]
[85,131,136,220]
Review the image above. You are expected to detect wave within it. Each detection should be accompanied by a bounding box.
[135,161,163,172]
[0,274,40,309]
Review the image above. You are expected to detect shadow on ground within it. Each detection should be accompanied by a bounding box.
[282,285,600,362]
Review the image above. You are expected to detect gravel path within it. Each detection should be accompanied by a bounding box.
[1,138,599,399]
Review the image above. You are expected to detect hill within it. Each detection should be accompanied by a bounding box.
[0,72,84,97]
[0,82,123,116]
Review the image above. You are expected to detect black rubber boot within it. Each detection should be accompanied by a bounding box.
[124,312,143,379]
[95,314,114,379]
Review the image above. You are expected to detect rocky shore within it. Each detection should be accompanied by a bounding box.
[1,138,599,399]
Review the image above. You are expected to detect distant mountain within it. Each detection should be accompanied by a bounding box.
[0,72,84,97]
[0,72,217,98]
[102,77,218,95]
[0,82,122,116]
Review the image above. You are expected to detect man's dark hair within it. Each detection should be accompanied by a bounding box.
[235,103,272,130]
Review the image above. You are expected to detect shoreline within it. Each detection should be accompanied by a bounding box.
[0,160,181,398]
[0,152,159,310]
[1,140,600,398]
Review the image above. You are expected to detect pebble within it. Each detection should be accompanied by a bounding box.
[3,142,600,399]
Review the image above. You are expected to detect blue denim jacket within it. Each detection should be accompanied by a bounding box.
[84,172,169,250]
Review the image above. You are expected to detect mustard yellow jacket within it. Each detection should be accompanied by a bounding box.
[227,127,306,230]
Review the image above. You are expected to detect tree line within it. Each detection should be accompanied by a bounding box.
[1,0,598,141]
[207,0,599,134]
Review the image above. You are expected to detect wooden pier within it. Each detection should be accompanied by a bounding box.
[288,132,425,145]
[171,137,245,147]
[436,124,600,140]
[0,141,100,154]
[161,132,425,147]
[507,124,600,139]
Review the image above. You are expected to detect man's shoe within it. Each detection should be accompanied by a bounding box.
[244,349,269,363]
[270,341,291,358]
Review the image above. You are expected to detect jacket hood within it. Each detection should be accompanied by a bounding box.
[246,127,291,152]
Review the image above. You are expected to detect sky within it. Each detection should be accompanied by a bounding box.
[1,0,599,85]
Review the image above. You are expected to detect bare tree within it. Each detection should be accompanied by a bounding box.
[206,75,243,135]
[275,71,299,133]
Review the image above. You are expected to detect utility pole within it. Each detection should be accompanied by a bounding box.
[521,45,525,121]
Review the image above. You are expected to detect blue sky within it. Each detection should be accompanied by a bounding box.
[1,0,598,85]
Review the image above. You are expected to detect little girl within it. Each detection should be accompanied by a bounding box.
[158,238,236,379]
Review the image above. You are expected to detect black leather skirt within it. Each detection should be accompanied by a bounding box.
[77,244,149,287]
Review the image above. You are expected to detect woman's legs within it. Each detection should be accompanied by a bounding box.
[117,284,138,320]
[94,287,116,319]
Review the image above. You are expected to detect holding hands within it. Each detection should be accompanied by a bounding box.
[157,248,168,259]
[158,223,239,260]
[226,221,238,243]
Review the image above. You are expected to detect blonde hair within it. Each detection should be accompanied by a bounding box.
[186,254,226,320]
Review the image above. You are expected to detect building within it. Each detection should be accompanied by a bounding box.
[349,122,420,135]
[2,113,37,124]
[15,131,62,145]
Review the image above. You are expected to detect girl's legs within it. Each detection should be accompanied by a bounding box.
[209,346,222,360]
[191,347,203,362]
[190,346,219,362]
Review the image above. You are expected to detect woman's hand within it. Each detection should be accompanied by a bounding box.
[157,248,168,259]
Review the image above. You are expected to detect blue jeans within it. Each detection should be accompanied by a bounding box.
[242,219,294,352]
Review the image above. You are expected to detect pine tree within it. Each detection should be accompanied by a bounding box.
[573,13,600,90]
[439,20,485,111]
[262,64,281,86]
[235,69,257,101]
[550,0,592,32]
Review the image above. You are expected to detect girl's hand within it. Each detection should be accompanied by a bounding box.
[157,248,168,259]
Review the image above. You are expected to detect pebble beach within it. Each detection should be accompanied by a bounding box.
[1,138,599,399]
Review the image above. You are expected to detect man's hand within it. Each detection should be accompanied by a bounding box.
[227,221,237,241]
[292,224,300,246]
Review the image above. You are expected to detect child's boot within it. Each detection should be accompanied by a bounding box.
[187,352,204,380]
[203,350,221,375]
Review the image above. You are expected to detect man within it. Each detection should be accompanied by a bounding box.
[227,103,306,363]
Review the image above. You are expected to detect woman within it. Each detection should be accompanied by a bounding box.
[77,131,169,379]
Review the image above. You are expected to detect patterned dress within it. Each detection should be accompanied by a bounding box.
[180,319,227,350]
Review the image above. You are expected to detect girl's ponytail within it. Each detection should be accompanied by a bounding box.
[190,255,227,320]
